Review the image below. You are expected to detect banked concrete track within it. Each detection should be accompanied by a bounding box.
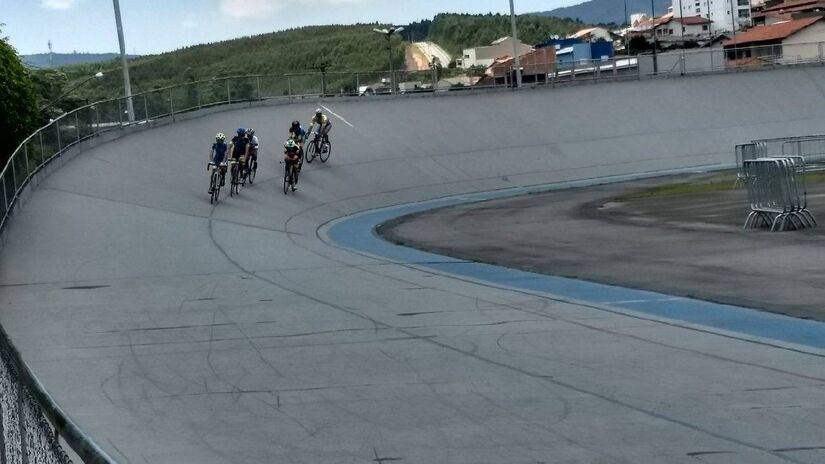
[4,69,825,464]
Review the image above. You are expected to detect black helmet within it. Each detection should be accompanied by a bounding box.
[291,120,300,129]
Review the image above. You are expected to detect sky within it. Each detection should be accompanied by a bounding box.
[3,0,581,55]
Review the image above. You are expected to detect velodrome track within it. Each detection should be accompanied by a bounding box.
[4,69,825,463]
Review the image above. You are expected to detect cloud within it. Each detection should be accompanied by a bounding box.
[40,0,80,9]
[220,0,278,18]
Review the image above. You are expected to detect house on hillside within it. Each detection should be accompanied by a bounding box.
[723,16,825,64]
[653,15,714,41]
[456,37,533,69]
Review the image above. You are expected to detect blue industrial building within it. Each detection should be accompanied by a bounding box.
[536,38,614,67]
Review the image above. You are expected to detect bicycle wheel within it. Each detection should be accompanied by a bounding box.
[230,163,239,196]
[319,140,331,163]
[210,172,218,204]
[293,165,299,191]
[248,159,257,184]
[305,140,317,164]
[283,164,290,195]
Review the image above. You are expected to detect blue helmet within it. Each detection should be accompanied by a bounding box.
[237,128,246,136]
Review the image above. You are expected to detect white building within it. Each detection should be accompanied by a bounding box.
[674,0,751,33]
[457,37,534,69]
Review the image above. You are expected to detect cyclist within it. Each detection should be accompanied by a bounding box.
[246,128,259,177]
[283,138,303,188]
[307,108,331,148]
[208,132,228,193]
[228,127,250,180]
[289,120,307,146]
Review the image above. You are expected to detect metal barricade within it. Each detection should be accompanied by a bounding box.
[743,157,816,231]
[782,136,825,170]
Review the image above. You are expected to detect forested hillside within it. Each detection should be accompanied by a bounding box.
[428,13,586,56]
[36,13,591,113]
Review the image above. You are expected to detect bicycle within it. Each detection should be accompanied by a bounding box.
[281,158,300,194]
[247,148,258,184]
[229,159,241,196]
[208,162,226,204]
[305,133,331,164]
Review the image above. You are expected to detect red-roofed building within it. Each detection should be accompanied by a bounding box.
[752,0,825,25]
[723,16,825,64]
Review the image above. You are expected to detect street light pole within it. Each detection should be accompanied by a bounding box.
[41,72,104,112]
[651,0,659,74]
[112,0,134,122]
[509,0,522,88]
[373,27,404,94]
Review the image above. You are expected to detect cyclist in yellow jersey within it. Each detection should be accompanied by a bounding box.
[307,108,331,144]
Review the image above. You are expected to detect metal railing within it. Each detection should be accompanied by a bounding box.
[743,157,816,231]
[4,38,825,462]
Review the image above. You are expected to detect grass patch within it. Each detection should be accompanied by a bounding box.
[616,169,825,202]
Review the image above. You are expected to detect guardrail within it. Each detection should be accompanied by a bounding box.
[4,39,825,462]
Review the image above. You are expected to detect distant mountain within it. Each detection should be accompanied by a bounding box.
[533,0,671,25]
[21,53,137,69]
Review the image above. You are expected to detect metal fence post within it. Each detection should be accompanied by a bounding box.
[356,73,360,95]
[256,76,261,101]
[56,121,62,153]
[0,370,5,464]
[11,153,16,190]
[226,79,231,104]
[23,144,30,177]
[143,95,149,123]
[94,106,100,134]
[118,99,123,126]
[17,382,28,464]
[39,131,45,166]
[169,88,175,122]
[2,175,7,213]
[75,112,81,143]
[819,42,824,64]
[287,76,292,96]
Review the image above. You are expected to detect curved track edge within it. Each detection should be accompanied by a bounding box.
[322,165,825,356]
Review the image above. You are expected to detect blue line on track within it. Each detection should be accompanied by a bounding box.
[327,167,825,350]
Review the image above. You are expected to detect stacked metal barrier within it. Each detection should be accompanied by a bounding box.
[743,157,816,231]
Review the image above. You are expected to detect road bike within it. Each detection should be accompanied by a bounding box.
[208,162,225,204]
[229,159,241,196]
[282,158,300,194]
[247,148,258,184]
[305,133,331,164]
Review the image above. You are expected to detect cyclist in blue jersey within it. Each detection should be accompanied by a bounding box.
[289,120,307,145]
[208,132,228,193]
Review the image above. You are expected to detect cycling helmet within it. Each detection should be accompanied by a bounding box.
[284,139,297,150]
[237,128,246,136]
[246,128,255,137]
[215,132,226,142]
[315,108,323,116]
[291,120,301,129]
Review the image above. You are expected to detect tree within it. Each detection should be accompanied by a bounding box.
[0,26,40,169]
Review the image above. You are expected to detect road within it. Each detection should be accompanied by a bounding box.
[3,68,825,463]
[414,41,452,66]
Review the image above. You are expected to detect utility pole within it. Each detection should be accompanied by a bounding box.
[112,0,134,122]
[651,0,658,74]
[509,0,522,87]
